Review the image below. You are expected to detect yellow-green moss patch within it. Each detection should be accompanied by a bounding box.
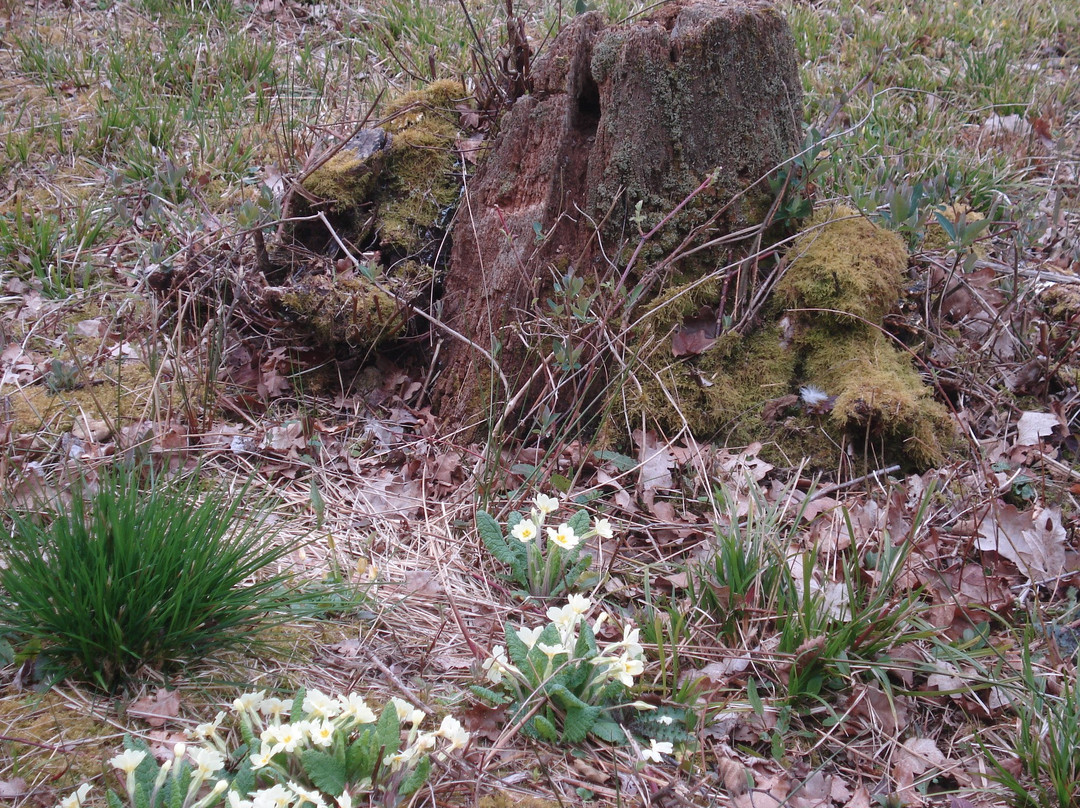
[303,152,383,216]
[776,206,908,326]
[267,275,405,350]
[1,358,159,437]
[625,206,956,469]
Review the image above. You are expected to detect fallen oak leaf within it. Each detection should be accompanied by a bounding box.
[129,688,181,728]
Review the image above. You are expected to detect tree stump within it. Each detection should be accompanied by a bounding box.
[430,0,803,438]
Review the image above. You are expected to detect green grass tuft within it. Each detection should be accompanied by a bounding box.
[0,465,315,690]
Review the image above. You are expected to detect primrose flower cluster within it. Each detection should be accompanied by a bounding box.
[476,592,652,745]
[56,689,469,808]
[510,493,614,552]
[478,492,612,597]
[484,594,643,688]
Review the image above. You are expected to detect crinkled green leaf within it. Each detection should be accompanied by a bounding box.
[375,706,401,756]
[346,728,377,782]
[291,688,307,722]
[549,683,589,712]
[589,720,627,744]
[469,685,508,705]
[398,756,431,796]
[477,511,515,565]
[532,714,559,742]
[562,703,601,744]
[567,508,591,539]
[231,756,255,798]
[300,749,346,797]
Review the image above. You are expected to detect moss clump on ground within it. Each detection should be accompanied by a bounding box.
[775,207,909,325]
[266,275,405,350]
[478,792,562,808]
[0,689,117,794]
[281,81,466,349]
[304,152,383,217]
[630,206,956,469]
[378,79,466,262]
[1,357,158,437]
[297,79,465,266]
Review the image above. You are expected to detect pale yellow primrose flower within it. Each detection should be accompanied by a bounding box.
[302,689,340,720]
[288,782,328,808]
[534,493,559,515]
[592,517,614,539]
[232,690,265,715]
[515,625,543,648]
[110,748,146,798]
[58,784,92,808]
[435,715,470,752]
[109,749,146,775]
[262,722,304,753]
[482,645,520,684]
[566,593,591,615]
[605,653,644,687]
[228,790,254,808]
[546,523,579,550]
[337,693,376,724]
[414,732,438,753]
[537,642,567,663]
[194,711,227,740]
[250,742,281,769]
[259,697,289,721]
[390,697,425,726]
[252,784,294,808]
[511,519,537,543]
[308,718,336,747]
[189,747,226,777]
[640,738,674,762]
[546,603,582,637]
[610,623,644,659]
[386,745,420,771]
[592,611,609,633]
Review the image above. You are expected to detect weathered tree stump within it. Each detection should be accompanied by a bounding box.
[430,0,803,436]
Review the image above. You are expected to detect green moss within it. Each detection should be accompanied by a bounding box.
[283,81,467,349]
[303,152,381,215]
[1039,284,1080,322]
[379,126,461,258]
[379,81,465,260]
[2,357,160,437]
[477,793,560,808]
[624,207,956,470]
[0,690,118,792]
[271,275,405,349]
[776,206,908,326]
[800,327,954,467]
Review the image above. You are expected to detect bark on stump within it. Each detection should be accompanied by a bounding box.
[431,0,803,437]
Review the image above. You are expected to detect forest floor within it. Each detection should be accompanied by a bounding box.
[0,0,1078,807]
